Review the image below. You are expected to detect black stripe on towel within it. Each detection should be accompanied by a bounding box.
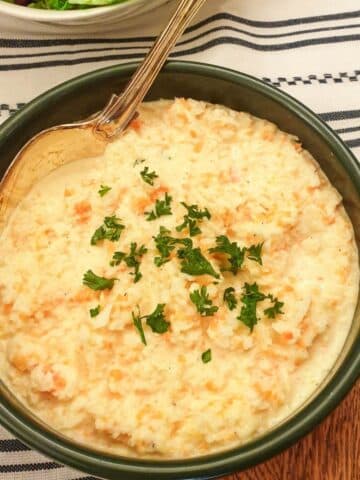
[345,138,360,148]
[0,462,62,473]
[186,10,360,31]
[71,477,100,480]
[319,110,360,121]
[0,439,30,452]
[1,34,360,71]
[336,125,360,134]
[1,23,360,61]
[264,71,360,87]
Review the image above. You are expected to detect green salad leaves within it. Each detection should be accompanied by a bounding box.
[25,0,132,11]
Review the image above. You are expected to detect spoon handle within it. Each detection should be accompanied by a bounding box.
[94,0,207,139]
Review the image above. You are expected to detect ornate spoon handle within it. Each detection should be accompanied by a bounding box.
[95,0,207,139]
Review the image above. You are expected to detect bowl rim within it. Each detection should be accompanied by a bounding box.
[0,60,359,479]
[0,0,153,20]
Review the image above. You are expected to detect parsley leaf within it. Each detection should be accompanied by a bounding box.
[145,304,170,334]
[176,202,211,237]
[237,283,284,332]
[140,166,159,186]
[133,158,145,167]
[209,235,246,275]
[237,282,265,332]
[153,226,176,267]
[223,287,237,310]
[246,242,264,265]
[110,251,126,266]
[89,305,101,317]
[187,219,201,237]
[98,185,112,197]
[182,203,211,220]
[264,295,284,318]
[131,304,170,344]
[110,243,147,283]
[153,227,192,267]
[83,270,116,291]
[91,216,125,245]
[132,309,147,345]
[178,244,220,279]
[209,237,265,274]
[190,286,219,316]
[201,349,212,364]
[145,192,173,221]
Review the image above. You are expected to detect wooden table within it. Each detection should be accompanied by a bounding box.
[220,380,360,480]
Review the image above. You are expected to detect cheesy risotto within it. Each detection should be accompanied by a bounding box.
[0,99,358,458]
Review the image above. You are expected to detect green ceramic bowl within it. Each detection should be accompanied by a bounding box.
[0,61,359,480]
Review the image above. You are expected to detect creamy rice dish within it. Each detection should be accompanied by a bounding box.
[0,99,358,458]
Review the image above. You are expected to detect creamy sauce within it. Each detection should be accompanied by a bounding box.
[0,99,358,458]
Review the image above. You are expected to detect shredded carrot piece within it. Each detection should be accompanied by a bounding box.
[73,200,92,224]
[130,118,142,132]
[2,303,13,314]
[74,200,91,215]
[283,331,294,341]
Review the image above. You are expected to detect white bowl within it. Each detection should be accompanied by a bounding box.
[0,0,170,26]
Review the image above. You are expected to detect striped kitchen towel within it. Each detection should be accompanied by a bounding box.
[0,0,359,478]
[0,0,360,158]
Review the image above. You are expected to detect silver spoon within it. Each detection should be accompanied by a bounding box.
[0,0,206,229]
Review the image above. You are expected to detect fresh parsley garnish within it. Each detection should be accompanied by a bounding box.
[237,283,265,332]
[133,158,145,167]
[153,227,192,267]
[153,227,176,267]
[223,287,237,310]
[110,251,126,266]
[145,304,170,334]
[140,166,159,186]
[182,203,211,221]
[145,192,173,221]
[91,216,125,245]
[83,270,116,291]
[110,243,147,283]
[132,308,147,346]
[90,305,101,317]
[190,286,219,316]
[154,232,218,278]
[184,218,201,237]
[176,202,211,237]
[237,283,284,332]
[177,244,220,279]
[98,185,112,197]
[209,236,264,274]
[264,295,284,319]
[201,349,212,364]
[209,236,245,275]
[131,304,170,345]
[246,242,264,265]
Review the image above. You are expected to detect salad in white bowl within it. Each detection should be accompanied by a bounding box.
[0,0,171,26]
[6,0,140,9]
